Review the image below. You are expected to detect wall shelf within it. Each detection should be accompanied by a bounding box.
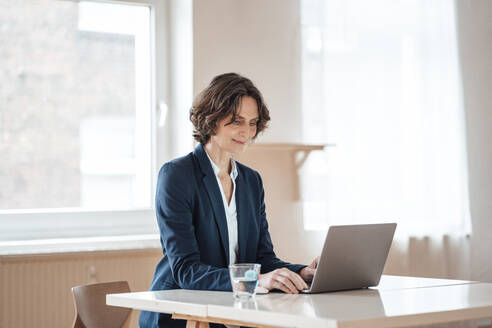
[245,142,335,170]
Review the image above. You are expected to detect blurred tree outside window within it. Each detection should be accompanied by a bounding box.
[0,1,152,211]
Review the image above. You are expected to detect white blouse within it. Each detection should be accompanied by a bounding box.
[205,152,239,265]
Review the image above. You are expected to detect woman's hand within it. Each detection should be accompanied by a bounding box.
[258,268,309,294]
[299,256,320,283]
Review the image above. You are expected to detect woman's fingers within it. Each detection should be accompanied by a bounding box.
[276,274,299,294]
[310,256,320,269]
[303,267,316,281]
[259,268,310,293]
[303,267,315,275]
[272,280,293,294]
[279,269,308,290]
[276,269,308,292]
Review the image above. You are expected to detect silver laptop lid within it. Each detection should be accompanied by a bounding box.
[307,223,396,293]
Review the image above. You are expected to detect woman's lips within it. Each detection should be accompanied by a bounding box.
[232,139,246,145]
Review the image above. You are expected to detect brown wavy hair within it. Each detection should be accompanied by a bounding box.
[190,73,271,145]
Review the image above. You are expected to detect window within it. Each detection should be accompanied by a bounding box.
[1,0,151,210]
[0,0,192,242]
[300,0,471,237]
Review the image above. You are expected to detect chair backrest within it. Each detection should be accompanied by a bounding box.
[72,281,131,328]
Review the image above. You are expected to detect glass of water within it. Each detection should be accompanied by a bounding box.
[229,263,261,299]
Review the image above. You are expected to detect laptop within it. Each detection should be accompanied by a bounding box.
[301,223,397,293]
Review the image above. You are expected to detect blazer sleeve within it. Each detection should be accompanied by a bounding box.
[156,162,232,291]
[254,172,306,274]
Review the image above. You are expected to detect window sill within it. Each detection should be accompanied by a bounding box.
[0,234,161,256]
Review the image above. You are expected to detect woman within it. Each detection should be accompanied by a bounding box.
[140,73,319,328]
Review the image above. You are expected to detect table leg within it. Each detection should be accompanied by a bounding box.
[185,319,210,328]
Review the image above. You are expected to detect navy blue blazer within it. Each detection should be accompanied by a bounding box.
[139,144,305,328]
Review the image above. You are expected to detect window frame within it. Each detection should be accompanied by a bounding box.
[0,0,178,243]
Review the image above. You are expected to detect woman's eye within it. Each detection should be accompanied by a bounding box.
[249,122,257,127]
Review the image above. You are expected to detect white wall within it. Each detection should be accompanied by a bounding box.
[456,0,492,282]
[193,0,303,143]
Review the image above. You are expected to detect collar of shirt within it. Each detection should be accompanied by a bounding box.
[205,152,238,181]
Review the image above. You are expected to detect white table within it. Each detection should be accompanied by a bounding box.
[107,275,492,328]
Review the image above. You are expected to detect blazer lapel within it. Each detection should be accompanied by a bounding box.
[193,144,230,264]
[235,171,249,263]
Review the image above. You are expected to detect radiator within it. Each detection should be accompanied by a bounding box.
[0,249,161,328]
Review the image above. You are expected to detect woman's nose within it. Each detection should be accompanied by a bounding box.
[239,125,249,138]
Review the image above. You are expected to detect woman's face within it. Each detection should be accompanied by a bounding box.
[210,96,259,155]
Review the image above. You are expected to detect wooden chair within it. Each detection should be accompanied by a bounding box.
[71,281,132,328]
